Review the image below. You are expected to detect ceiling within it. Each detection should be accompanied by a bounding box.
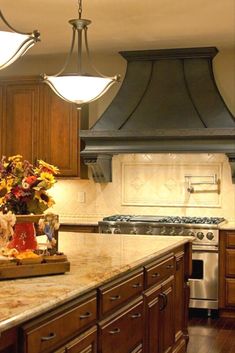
[1,0,235,56]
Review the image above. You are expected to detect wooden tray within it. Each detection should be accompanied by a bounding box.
[0,261,70,280]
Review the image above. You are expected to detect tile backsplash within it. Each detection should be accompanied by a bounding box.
[49,153,235,223]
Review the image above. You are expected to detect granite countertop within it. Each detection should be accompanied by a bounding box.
[0,233,193,334]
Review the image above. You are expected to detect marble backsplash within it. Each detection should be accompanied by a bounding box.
[49,153,235,223]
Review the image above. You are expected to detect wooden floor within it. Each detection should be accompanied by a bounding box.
[187,310,235,353]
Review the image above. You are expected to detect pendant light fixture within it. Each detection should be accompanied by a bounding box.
[0,10,40,70]
[43,0,120,107]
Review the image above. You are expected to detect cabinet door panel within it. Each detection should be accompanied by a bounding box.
[174,251,185,343]
[159,276,175,353]
[144,283,161,353]
[42,87,79,176]
[226,249,235,276]
[226,233,235,248]
[226,279,235,306]
[2,82,40,162]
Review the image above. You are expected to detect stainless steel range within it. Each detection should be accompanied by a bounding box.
[99,215,226,311]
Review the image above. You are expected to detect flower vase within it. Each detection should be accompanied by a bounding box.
[8,215,42,252]
[8,222,37,252]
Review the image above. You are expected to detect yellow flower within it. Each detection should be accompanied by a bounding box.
[39,172,55,184]
[34,190,55,207]
[0,180,9,202]
[37,160,60,175]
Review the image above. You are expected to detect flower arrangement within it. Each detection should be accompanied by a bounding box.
[0,155,59,215]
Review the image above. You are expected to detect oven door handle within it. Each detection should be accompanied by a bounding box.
[192,245,218,252]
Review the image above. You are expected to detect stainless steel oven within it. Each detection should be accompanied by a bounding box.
[99,215,226,310]
[189,244,218,310]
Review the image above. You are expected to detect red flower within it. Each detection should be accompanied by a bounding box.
[25,175,37,185]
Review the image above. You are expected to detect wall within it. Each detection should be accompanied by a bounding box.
[1,49,235,223]
[48,153,235,223]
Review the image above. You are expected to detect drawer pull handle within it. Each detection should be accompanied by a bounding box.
[132,283,142,288]
[151,272,160,278]
[110,295,121,301]
[166,264,174,269]
[159,293,165,311]
[41,332,57,342]
[80,311,92,319]
[131,313,142,319]
[108,328,121,335]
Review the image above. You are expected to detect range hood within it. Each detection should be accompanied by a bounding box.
[80,47,235,183]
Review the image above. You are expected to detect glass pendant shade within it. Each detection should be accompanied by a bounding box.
[44,74,117,105]
[0,31,38,70]
[0,10,40,70]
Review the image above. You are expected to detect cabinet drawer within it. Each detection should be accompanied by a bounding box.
[145,255,175,288]
[99,270,144,316]
[99,299,144,353]
[22,295,97,353]
[54,326,97,353]
[225,279,235,306]
[226,233,235,248]
[226,249,235,276]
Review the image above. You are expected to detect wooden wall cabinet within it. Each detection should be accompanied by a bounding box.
[219,230,235,316]
[0,77,86,177]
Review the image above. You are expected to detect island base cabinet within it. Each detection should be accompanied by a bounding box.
[98,299,144,353]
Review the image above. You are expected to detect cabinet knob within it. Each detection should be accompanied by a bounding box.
[110,294,121,301]
[132,283,142,288]
[41,332,57,342]
[166,264,174,269]
[130,313,142,319]
[108,328,121,335]
[79,311,92,319]
[151,272,160,278]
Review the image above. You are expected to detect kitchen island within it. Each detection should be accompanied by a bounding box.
[0,232,193,353]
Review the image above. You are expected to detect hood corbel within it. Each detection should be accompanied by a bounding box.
[83,154,112,183]
[227,154,235,183]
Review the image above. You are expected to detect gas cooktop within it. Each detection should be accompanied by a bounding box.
[102,215,225,225]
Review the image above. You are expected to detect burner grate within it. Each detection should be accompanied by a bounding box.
[102,215,225,225]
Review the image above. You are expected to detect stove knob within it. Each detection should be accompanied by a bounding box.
[113,227,121,234]
[206,232,214,240]
[130,228,137,235]
[105,227,112,234]
[188,231,195,237]
[160,226,166,235]
[197,232,204,240]
[170,227,175,235]
[146,226,153,235]
[179,227,185,235]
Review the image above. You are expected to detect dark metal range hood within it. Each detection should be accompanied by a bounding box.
[80,47,235,183]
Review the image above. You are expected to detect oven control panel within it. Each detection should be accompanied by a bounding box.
[186,228,218,245]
